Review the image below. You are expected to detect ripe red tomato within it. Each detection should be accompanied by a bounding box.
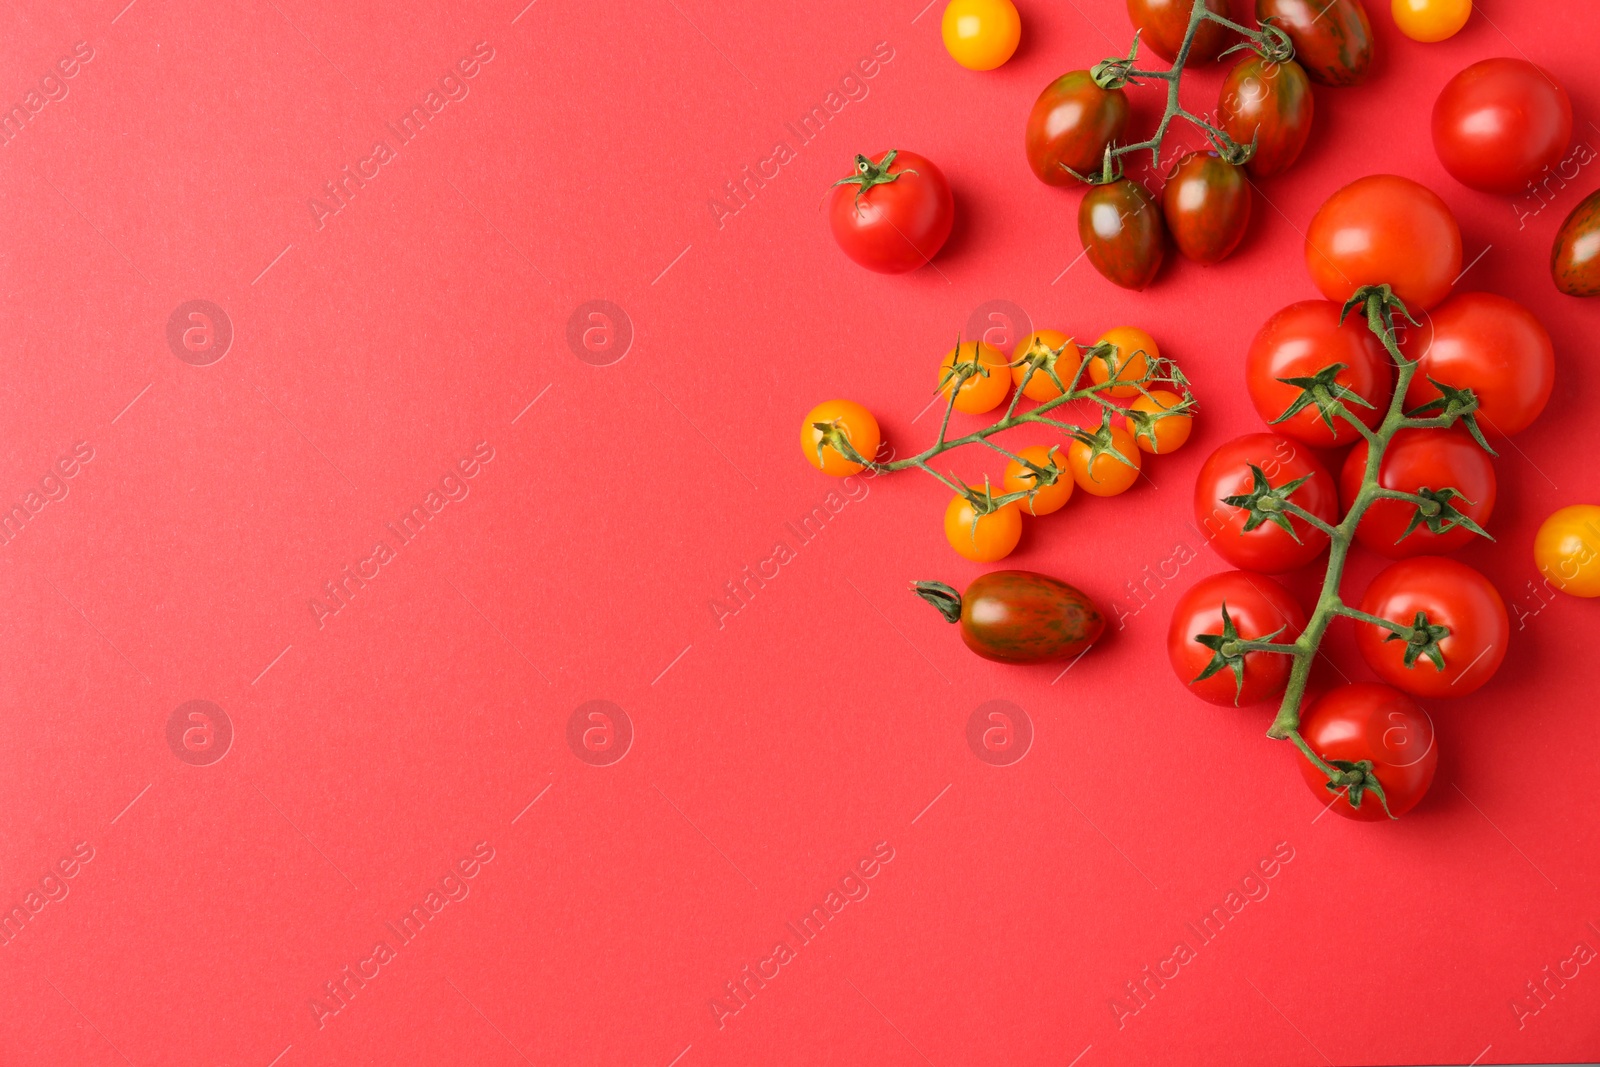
[1400,291,1554,437]
[1217,55,1315,179]
[1432,58,1572,196]
[1296,683,1437,821]
[1080,178,1166,290]
[1026,71,1130,186]
[1305,175,1462,312]
[1340,428,1495,558]
[1353,556,1509,698]
[1162,153,1252,265]
[1552,189,1600,298]
[916,571,1105,664]
[1167,570,1307,707]
[1245,300,1391,447]
[1194,432,1339,573]
[1257,0,1374,87]
[1126,0,1228,63]
[828,150,954,274]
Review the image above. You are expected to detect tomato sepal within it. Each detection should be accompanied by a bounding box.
[1403,378,1497,457]
[1322,759,1396,819]
[1391,485,1493,546]
[912,580,965,624]
[830,150,916,206]
[1269,361,1376,437]
[1190,601,1292,705]
[1222,464,1317,542]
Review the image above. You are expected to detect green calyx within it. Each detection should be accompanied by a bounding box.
[1192,601,1288,705]
[1324,759,1395,818]
[912,580,964,625]
[1011,337,1075,398]
[1383,609,1452,672]
[1222,464,1313,543]
[1068,409,1139,478]
[831,150,914,205]
[810,418,872,469]
[1394,486,1493,545]
[1406,378,1497,456]
[1271,362,1375,435]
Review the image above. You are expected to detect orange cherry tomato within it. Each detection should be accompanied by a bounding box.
[1128,389,1193,454]
[1089,327,1158,398]
[1003,445,1074,516]
[800,399,881,476]
[1011,329,1083,401]
[939,341,1011,414]
[1068,425,1142,496]
[944,493,1023,561]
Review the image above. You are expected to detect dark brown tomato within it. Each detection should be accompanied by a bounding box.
[1257,0,1373,87]
[915,571,1105,664]
[1079,178,1166,290]
[1218,55,1315,178]
[1552,188,1600,298]
[1026,71,1131,186]
[1162,153,1253,265]
[1126,0,1229,63]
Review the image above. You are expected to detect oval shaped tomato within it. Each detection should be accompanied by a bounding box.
[1245,300,1391,447]
[1354,556,1508,698]
[801,399,881,476]
[1340,428,1495,557]
[1167,570,1307,706]
[1305,175,1463,312]
[1257,0,1374,87]
[1535,504,1600,598]
[1162,153,1253,265]
[1026,71,1130,186]
[1400,291,1554,437]
[828,150,954,274]
[1080,178,1166,290]
[916,570,1105,663]
[942,0,1022,71]
[1217,55,1315,179]
[1432,58,1572,196]
[1552,189,1600,298]
[1296,683,1436,821]
[945,493,1023,561]
[1391,0,1471,42]
[1194,432,1338,573]
[1127,0,1228,63]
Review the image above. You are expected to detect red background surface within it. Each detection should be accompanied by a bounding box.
[2,0,1598,1064]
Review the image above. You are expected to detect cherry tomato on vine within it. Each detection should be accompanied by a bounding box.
[1089,326,1158,398]
[945,493,1023,562]
[1068,425,1142,496]
[1012,329,1082,400]
[1433,59,1571,196]
[939,341,1012,415]
[1194,432,1338,573]
[1162,153,1253,265]
[801,399,881,476]
[1128,390,1193,454]
[1535,505,1600,598]
[1167,570,1307,706]
[1079,178,1167,291]
[1245,300,1391,448]
[942,0,1021,71]
[1217,55,1315,179]
[1305,175,1462,311]
[1354,556,1509,698]
[1296,683,1437,821]
[1257,0,1374,87]
[1340,428,1496,558]
[1003,445,1075,516]
[1026,71,1130,186]
[1126,0,1229,63]
[828,150,954,274]
[915,570,1105,663]
[1551,189,1600,298]
[1391,0,1470,42]
[1399,291,1554,437]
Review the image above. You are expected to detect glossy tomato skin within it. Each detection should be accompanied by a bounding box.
[1218,56,1315,178]
[959,571,1105,663]
[1535,505,1600,597]
[1340,428,1495,557]
[1026,72,1130,185]
[1246,300,1391,447]
[1297,683,1437,821]
[1400,291,1554,437]
[828,151,954,274]
[1432,59,1572,196]
[1167,570,1307,706]
[1257,0,1373,86]
[942,0,1022,71]
[1080,179,1167,290]
[1305,175,1462,311]
[1552,189,1600,298]
[1162,153,1253,265]
[1194,432,1339,573]
[801,399,881,476]
[1354,556,1509,698]
[1391,0,1471,42]
[1127,0,1228,63]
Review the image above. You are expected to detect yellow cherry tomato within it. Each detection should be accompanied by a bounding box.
[1128,389,1193,454]
[1391,0,1471,42]
[939,340,1011,414]
[944,493,1023,561]
[1011,329,1083,401]
[801,399,880,476]
[941,0,1022,71]
[1068,425,1142,496]
[1534,504,1600,598]
[1003,445,1074,516]
[1090,327,1159,398]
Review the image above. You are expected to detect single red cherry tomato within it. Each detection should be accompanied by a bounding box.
[1194,432,1339,574]
[1432,58,1572,196]
[1026,71,1130,186]
[828,150,954,274]
[1399,291,1555,437]
[1552,188,1600,298]
[1162,153,1253,265]
[1126,0,1229,63]
[1167,570,1307,707]
[1296,683,1437,821]
[1245,300,1391,447]
[1340,429,1495,558]
[1305,175,1462,312]
[1257,0,1374,87]
[1217,55,1315,179]
[1353,556,1509,698]
[915,571,1105,664]
[1080,178,1166,290]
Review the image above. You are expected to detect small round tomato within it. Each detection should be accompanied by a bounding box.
[1026,71,1130,185]
[1552,189,1600,298]
[1433,59,1572,196]
[1068,425,1141,496]
[1354,556,1508,698]
[828,150,954,274]
[1126,0,1229,63]
[1194,432,1338,573]
[1296,683,1437,821]
[939,341,1012,415]
[1167,570,1306,707]
[1400,291,1554,437]
[1535,505,1600,598]
[942,0,1021,71]
[915,570,1105,664]
[1162,153,1253,265]
[1391,0,1470,41]
[1004,445,1074,516]
[801,399,881,476]
[1079,178,1166,291]
[945,493,1023,561]
[1257,0,1373,87]
[1089,326,1158,398]
[1128,390,1193,454]
[1217,55,1315,179]
[1012,329,1083,400]
[1305,175,1462,312]
[1340,428,1495,558]
[1245,300,1391,447]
